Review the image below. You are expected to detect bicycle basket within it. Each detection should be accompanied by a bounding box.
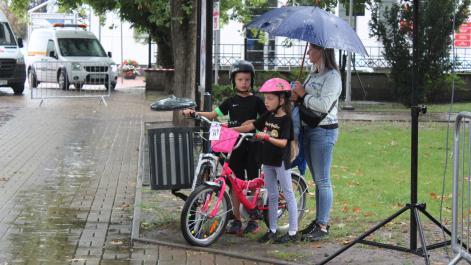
[210,126,240,153]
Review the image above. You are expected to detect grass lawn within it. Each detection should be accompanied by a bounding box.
[345,101,471,113]
[300,120,455,242]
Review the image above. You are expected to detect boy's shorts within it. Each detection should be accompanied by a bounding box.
[229,140,261,180]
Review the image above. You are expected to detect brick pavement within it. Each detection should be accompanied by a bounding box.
[0,86,266,265]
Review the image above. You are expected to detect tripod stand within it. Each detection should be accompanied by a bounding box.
[319,1,451,264]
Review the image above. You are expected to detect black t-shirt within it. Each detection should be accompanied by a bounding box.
[217,95,267,129]
[253,112,294,168]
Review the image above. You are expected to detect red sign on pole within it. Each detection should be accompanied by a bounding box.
[455,22,471,47]
[455,40,471,47]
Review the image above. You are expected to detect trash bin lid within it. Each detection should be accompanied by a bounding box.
[150,95,196,111]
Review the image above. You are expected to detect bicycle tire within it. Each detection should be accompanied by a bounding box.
[181,184,232,247]
[263,172,308,232]
[195,162,212,188]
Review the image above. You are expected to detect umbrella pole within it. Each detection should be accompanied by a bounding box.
[297,42,309,80]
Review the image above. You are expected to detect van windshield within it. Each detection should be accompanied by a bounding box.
[58,38,107,57]
[0,22,17,46]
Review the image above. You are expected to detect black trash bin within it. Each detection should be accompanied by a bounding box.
[148,127,195,190]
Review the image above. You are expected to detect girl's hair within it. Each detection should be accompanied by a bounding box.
[310,43,339,73]
[277,92,291,116]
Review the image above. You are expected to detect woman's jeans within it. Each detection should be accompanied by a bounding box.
[303,126,338,225]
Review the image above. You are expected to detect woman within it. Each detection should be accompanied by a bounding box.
[292,43,341,242]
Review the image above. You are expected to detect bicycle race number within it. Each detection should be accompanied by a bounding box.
[209,123,222,141]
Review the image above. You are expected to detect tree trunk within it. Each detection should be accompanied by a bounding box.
[170,0,197,126]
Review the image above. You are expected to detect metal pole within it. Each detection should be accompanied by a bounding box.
[343,0,354,110]
[148,34,152,68]
[120,18,123,85]
[195,0,202,111]
[410,0,420,251]
[213,1,220,85]
[204,0,213,112]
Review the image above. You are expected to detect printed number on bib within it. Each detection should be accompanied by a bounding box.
[209,123,222,140]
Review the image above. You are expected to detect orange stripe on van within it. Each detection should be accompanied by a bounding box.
[28,51,47,56]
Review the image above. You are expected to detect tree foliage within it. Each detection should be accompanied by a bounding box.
[370,0,470,105]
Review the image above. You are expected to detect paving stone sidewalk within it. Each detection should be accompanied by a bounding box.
[0,82,462,265]
[0,86,260,265]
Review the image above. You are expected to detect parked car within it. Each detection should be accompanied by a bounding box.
[27,24,118,91]
[0,10,26,95]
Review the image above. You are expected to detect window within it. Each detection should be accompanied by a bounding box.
[46,39,56,57]
[0,22,16,46]
[58,38,107,57]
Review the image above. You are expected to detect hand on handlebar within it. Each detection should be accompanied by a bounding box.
[182,109,196,117]
[255,132,270,141]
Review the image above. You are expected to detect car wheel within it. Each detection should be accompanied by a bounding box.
[28,69,38,88]
[12,83,25,95]
[105,82,116,91]
[58,70,70,91]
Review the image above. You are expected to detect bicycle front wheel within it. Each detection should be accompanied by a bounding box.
[180,184,232,247]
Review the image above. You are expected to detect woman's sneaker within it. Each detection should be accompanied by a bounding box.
[274,233,299,244]
[258,230,277,243]
[226,220,242,234]
[299,220,317,235]
[243,220,259,234]
[302,224,329,241]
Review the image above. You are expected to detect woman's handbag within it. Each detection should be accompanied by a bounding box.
[298,100,337,127]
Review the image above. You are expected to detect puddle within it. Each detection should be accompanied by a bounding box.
[3,141,96,264]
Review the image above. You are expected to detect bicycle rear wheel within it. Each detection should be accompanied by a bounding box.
[263,172,308,232]
[181,184,232,247]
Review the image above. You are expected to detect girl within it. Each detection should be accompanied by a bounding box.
[234,78,298,243]
[182,60,267,234]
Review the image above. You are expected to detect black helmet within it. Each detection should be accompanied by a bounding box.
[230,60,255,90]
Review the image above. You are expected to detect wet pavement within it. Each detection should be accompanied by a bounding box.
[0,82,262,265]
[0,80,463,265]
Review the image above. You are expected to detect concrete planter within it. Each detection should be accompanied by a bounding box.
[144,69,174,92]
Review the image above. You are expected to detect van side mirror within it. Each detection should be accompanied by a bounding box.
[49,51,56,58]
[107,51,112,58]
[17,38,23,48]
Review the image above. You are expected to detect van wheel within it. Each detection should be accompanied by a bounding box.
[58,70,70,91]
[105,82,116,91]
[28,69,38,88]
[12,83,25,95]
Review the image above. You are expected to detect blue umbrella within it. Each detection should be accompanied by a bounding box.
[246,6,368,56]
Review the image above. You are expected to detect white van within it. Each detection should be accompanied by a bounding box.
[0,10,26,95]
[27,24,118,91]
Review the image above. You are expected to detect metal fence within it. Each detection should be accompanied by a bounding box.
[450,112,471,265]
[213,44,471,72]
[29,61,117,104]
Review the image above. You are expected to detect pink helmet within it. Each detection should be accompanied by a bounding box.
[259,78,291,93]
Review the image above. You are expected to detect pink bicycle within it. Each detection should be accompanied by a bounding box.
[180,114,308,247]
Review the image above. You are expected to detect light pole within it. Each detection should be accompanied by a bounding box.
[343,0,355,110]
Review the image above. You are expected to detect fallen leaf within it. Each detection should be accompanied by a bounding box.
[110,239,123,245]
[353,207,361,213]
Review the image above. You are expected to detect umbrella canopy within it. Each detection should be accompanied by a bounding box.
[246,6,368,56]
[150,95,196,111]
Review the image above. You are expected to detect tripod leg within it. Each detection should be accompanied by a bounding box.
[448,255,461,265]
[414,207,430,265]
[318,205,409,265]
[419,208,452,235]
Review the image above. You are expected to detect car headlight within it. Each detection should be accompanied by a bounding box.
[72,62,81,71]
[17,56,25,64]
[111,64,118,72]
